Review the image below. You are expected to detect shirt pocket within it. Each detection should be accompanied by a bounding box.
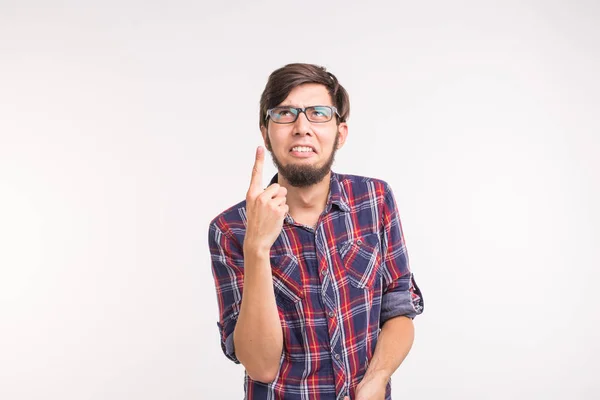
[338,232,382,289]
[270,252,304,306]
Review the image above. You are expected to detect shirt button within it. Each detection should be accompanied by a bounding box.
[334,353,341,360]
[321,269,327,276]
[328,311,335,318]
[356,239,363,246]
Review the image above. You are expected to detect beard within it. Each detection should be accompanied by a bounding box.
[265,130,340,188]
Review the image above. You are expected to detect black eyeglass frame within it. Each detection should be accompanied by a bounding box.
[265,105,340,124]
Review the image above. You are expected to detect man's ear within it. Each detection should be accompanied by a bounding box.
[260,125,267,142]
[260,125,270,151]
[336,122,349,149]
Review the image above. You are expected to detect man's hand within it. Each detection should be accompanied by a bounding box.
[233,146,287,382]
[344,372,388,400]
[244,146,288,253]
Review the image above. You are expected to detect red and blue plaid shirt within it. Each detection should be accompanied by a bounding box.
[209,171,424,400]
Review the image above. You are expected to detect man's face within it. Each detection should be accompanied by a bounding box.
[261,83,348,188]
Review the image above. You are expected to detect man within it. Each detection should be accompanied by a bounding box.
[208,63,424,400]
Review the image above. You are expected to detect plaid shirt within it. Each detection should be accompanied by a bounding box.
[209,171,424,400]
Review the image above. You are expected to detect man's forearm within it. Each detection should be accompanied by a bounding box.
[233,248,283,383]
[364,315,415,382]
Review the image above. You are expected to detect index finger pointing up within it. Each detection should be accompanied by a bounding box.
[249,146,264,192]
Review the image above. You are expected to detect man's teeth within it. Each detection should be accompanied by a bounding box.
[292,146,313,152]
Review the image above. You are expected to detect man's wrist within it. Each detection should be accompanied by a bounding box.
[243,241,271,261]
[363,367,392,384]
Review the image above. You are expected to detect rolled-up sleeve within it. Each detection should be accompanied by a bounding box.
[209,220,244,364]
[379,184,424,325]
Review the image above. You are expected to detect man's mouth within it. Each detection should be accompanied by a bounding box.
[290,146,315,153]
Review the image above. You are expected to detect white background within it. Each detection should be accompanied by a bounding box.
[1,1,599,399]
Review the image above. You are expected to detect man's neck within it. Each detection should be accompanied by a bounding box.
[278,171,331,215]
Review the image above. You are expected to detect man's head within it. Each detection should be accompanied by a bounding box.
[259,63,350,188]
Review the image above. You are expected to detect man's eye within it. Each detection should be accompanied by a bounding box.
[309,107,331,119]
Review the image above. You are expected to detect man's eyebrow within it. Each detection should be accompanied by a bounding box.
[276,104,333,108]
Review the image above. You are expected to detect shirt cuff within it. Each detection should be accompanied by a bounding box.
[217,319,241,364]
[224,333,240,364]
[380,289,421,323]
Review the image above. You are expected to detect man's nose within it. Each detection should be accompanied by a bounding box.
[293,111,312,135]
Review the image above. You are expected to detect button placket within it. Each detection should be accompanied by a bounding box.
[316,229,346,384]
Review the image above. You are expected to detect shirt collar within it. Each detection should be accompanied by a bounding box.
[268,171,351,213]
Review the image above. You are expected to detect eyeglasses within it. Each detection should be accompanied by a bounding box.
[266,105,339,124]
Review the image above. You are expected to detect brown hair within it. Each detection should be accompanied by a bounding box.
[259,63,350,128]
